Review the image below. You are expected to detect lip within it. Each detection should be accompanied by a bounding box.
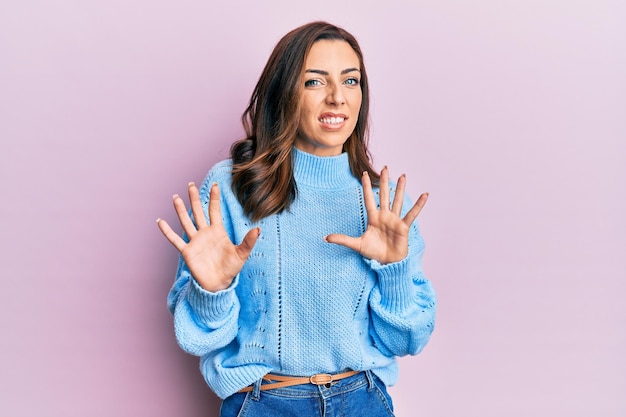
[318,112,348,130]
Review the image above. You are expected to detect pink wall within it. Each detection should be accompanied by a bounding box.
[1,1,624,416]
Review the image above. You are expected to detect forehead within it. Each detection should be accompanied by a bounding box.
[304,39,360,68]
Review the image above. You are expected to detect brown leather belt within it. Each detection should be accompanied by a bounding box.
[238,370,361,393]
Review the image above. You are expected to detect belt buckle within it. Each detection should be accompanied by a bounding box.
[310,373,333,386]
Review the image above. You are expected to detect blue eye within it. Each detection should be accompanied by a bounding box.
[305,79,321,87]
[344,78,360,86]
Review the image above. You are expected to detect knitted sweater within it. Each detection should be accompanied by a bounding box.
[167,147,436,399]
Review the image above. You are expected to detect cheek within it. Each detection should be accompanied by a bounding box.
[298,100,313,118]
[348,90,362,110]
[298,108,317,133]
[354,91,363,107]
[299,99,317,119]
[300,109,316,127]
[351,103,362,122]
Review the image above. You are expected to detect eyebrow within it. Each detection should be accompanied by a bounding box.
[305,68,361,75]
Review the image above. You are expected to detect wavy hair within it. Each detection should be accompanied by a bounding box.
[231,21,379,221]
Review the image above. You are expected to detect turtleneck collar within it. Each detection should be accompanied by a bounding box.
[292,147,358,189]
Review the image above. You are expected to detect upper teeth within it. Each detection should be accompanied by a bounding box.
[321,117,344,124]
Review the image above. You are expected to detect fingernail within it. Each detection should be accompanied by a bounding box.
[156,218,161,223]
[188,181,195,188]
[363,171,369,177]
[172,194,179,200]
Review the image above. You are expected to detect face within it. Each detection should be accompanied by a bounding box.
[295,40,362,157]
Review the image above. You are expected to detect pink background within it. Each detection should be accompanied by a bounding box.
[1,1,624,416]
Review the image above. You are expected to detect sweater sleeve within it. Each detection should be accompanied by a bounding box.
[166,166,241,357]
[366,194,436,357]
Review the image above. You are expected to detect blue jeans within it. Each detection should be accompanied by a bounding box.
[219,370,395,417]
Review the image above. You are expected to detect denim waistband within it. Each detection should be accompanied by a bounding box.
[247,370,377,399]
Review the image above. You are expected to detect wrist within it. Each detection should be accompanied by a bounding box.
[194,273,235,293]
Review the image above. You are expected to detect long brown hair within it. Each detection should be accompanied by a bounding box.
[231,21,379,221]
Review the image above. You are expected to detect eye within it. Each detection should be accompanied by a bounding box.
[304,79,321,87]
[344,77,360,86]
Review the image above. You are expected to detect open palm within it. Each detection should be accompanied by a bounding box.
[325,167,428,264]
[157,182,260,292]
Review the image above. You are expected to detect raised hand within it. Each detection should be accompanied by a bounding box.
[325,167,428,264]
[157,182,260,292]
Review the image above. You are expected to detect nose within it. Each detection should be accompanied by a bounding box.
[326,84,345,105]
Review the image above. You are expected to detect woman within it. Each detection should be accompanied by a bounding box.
[157,21,436,417]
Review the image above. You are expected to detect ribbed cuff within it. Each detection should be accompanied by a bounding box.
[366,257,414,313]
[186,276,239,325]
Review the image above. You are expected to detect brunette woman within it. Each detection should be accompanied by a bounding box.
[157,21,436,417]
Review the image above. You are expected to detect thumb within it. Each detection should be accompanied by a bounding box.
[236,227,261,259]
[324,233,361,253]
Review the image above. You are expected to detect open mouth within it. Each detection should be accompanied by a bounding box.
[319,116,345,125]
[318,113,348,129]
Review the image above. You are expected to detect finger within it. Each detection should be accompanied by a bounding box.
[188,182,207,228]
[403,192,429,225]
[379,166,390,211]
[173,193,197,237]
[156,218,187,252]
[361,171,377,216]
[207,182,223,227]
[391,174,406,215]
[324,233,362,253]
[236,227,261,260]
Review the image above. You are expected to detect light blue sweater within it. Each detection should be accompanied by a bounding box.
[167,147,436,399]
